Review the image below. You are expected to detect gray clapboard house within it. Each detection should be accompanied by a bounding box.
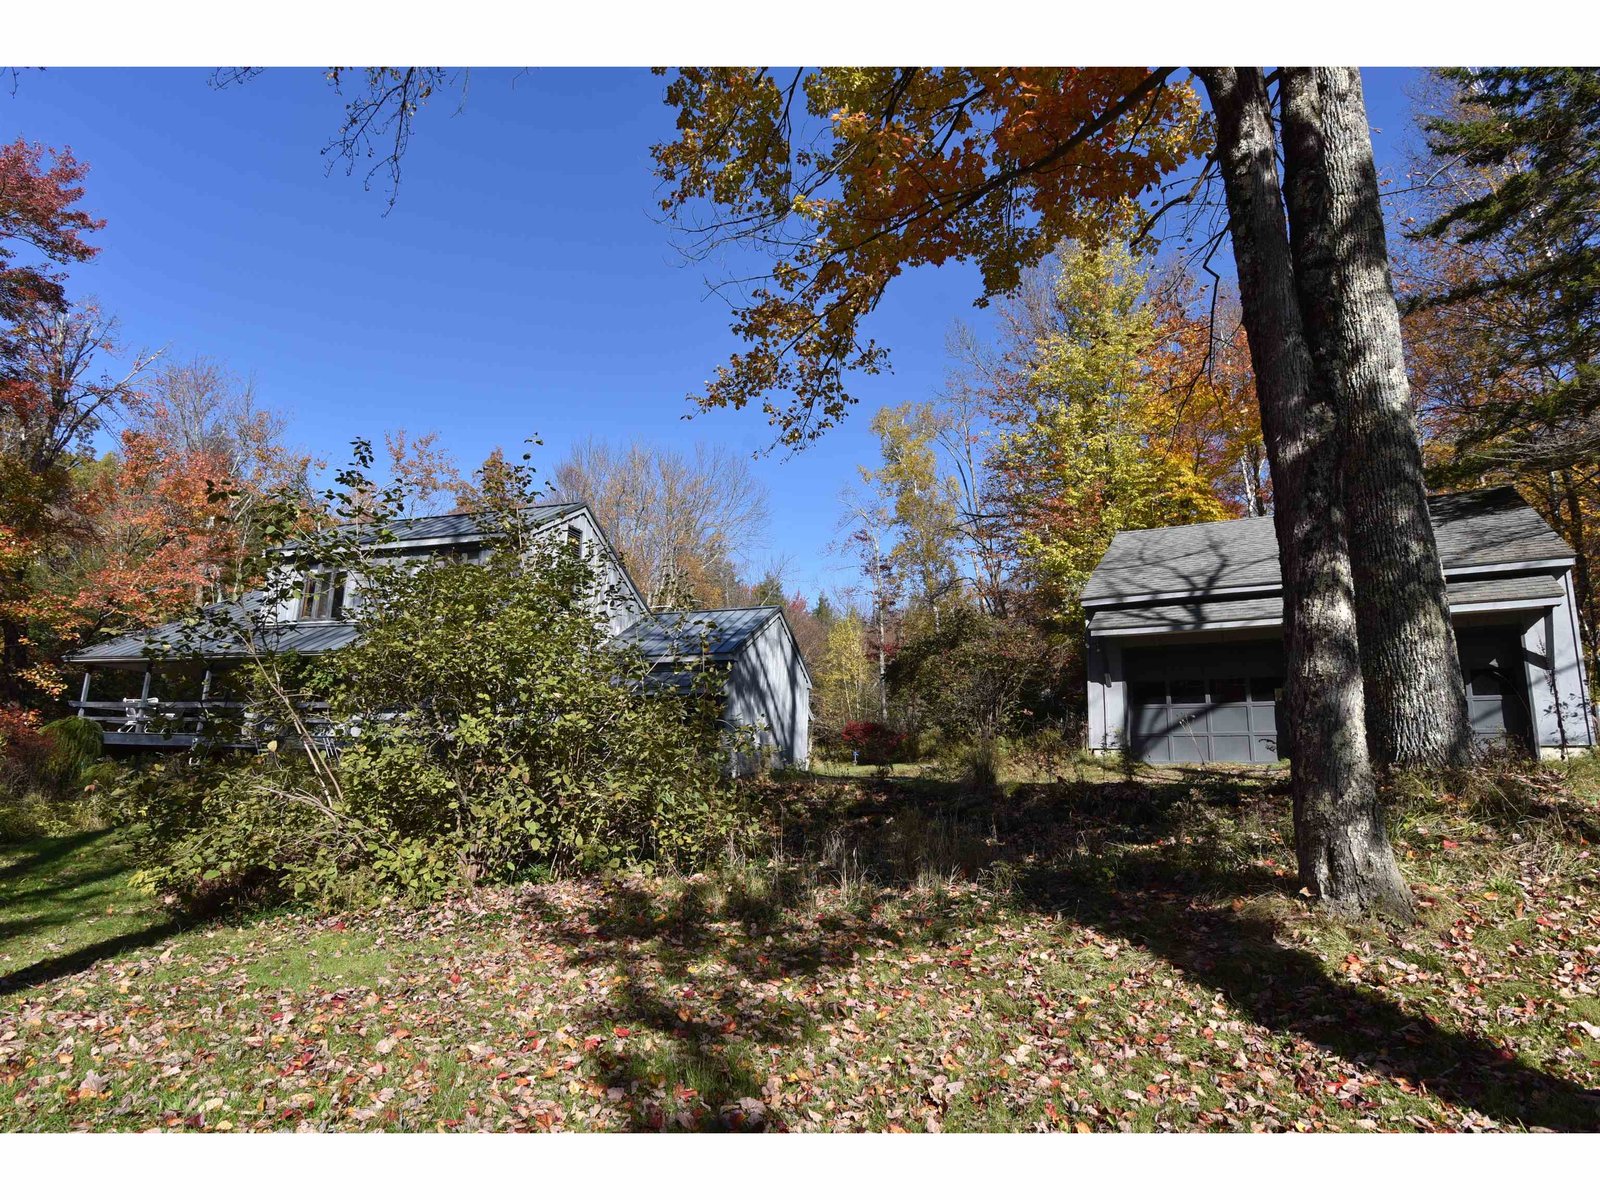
[1084,487,1595,763]
[66,502,812,766]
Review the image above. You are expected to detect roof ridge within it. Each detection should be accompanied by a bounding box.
[1110,485,1524,540]
[324,499,577,534]
[651,604,784,616]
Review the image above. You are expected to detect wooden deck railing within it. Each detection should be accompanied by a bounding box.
[69,698,333,747]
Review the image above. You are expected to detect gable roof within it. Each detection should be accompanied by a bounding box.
[617,606,785,662]
[1088,573,1567,635]
[281,502,581,550]
[615,605,814,686]
[1082,487,1572,606]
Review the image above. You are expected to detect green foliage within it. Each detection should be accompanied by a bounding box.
[1,713,113,842]
[39,716,102,781]
[1413,70,1600,469]
[889,606,1069,746]
[136,450,749,908]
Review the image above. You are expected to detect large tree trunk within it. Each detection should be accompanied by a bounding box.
[1197,67,1415,920]
[1279,67,1472,770]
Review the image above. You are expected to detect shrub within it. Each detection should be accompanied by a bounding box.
[887,608,1072,751]
[39,716,103,783]
[2,708,113,841]
[138,489,751,908]
[0,704,49,777]
[839,721,907,765]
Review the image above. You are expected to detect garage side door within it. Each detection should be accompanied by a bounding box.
[1125,643,1285,764]
[1455,627,1535,751]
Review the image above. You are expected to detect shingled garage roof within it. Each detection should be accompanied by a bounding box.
[1082,486,1573,605]
[1088,573,1568,635]
[617,607,783,663]
[67,594,362,666]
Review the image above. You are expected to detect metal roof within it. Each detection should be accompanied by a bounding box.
[1088,573,1567,635]
[615,607,783,662]
[1083,487,1573,605]
[71,602,793,670]
[280,502,579,549]
[67,594,362,665]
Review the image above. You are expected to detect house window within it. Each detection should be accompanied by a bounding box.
[300,568,347,620]
[566,525,584,554]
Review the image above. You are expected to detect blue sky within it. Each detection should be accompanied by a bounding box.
[5,67,1426,602]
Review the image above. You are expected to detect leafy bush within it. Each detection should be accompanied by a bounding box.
[0,704,48,778]
[839,721,907,765]
[1,708,113,841]
[39,716,103,782]
[887,608,1071,749]
[138,474,750,908]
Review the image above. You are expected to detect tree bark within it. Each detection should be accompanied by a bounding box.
[1279,67,1472,770]
[1197,67,1415,920]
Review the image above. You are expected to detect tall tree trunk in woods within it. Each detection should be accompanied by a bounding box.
[1279,67,1472,770]
[1197,67,1415,920]
[1,613,28,705]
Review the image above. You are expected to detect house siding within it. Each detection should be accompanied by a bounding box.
[724,614,812,768]
[1520,569,1599,753]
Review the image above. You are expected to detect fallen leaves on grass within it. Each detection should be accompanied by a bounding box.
[2,768,1598,1132]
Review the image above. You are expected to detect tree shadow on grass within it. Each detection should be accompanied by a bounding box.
[997,780,1600,1132]
[559,768,1599,1132]
[518,876,907,1130]
[1019,855,1600,1130]
[0,829,117,883]
[0,918,187,998]
[995,770,1599,1129]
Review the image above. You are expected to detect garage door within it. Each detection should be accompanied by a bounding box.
[1125,645,1284,764]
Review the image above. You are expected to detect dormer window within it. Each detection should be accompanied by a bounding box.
[300,568,347,621]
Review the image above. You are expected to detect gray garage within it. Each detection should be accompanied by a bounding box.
[1124,642,1284,764]
[1084,488,1595,764]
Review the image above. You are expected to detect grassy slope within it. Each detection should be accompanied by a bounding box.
[1,763,1598,1132]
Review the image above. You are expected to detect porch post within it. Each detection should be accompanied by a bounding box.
[198,668,212,735]
[78,670,91,705]
[139,666,151,733]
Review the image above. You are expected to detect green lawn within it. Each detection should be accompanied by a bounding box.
[2,763,1599,1131]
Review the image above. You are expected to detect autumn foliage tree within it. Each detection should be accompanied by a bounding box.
[0,140,108,704]
[647,65,1443,916]
[985,241,1233,623]
[1,144,312,715]
[0,301,152,702]
[652,68,1206,445]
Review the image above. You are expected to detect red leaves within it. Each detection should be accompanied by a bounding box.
[0,138,104,318]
